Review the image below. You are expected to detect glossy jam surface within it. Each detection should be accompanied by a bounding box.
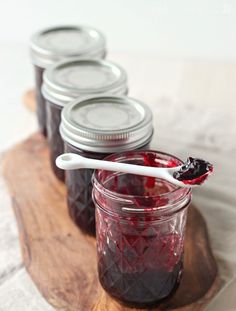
[94,151,189,307]
[34,65,47,136]
[174,157,213,185]
[46,100,64,181]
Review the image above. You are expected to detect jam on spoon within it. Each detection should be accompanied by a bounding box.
[173,157,213,185]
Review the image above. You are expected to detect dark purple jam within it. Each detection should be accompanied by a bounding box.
[97,227,183,307]
[173,157,213,185]
[94,151,188,307]
[46,100,64,181]
[64,143,107,236]
[34,65,47,136]
[64,146,150,236]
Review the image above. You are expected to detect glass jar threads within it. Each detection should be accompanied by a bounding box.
[60,95,153,235]
[30,25,106,136]
[92,150,191,307]
[42,59,128,181]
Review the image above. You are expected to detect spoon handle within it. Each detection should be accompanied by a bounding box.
[56,153,180,180]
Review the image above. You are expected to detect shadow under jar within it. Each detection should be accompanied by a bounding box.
[42,59,128,181]
[30,25,106,136]
[60,96,153,236]
[92,151,192,307]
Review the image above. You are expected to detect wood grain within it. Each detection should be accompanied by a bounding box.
[2,133,221,311]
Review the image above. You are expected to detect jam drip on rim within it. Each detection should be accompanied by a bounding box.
[173,157,213,185]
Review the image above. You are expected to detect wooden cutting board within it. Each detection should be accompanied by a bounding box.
[2,133,221,311]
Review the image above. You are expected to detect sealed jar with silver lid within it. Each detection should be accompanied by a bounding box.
[60,95,153,235]
[30,25,106,136]
[42,59,128,181]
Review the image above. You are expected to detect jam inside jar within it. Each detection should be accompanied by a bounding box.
[92,151,191,307]
[46,100,64,181]
[64,142,150,236]
[64,142,107,236]
[34,65,47,136]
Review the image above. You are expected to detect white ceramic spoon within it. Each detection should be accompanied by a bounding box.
[56,153,207,188]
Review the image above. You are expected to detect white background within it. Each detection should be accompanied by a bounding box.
[0,0,236,59]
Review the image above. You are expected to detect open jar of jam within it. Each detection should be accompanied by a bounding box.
[92,150,191,307]
[60,96,153,235]
[42,59,128,181]
[30,25,106,136]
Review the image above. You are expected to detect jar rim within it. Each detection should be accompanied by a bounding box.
[92,150,191,214]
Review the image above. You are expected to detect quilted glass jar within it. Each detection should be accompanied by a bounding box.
[30,25,106,136]
[60,96,153,235]
[42,59,128,181]
[92,150,191,307]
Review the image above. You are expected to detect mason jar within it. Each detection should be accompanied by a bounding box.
[60,96,153,235]
[30,25,106,136]
[42,59,128,181]
[92,150,191,307]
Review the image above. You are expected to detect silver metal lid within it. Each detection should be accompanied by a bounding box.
[42,59,128,106]
[30,25,106,68]
[60,95,153,153]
